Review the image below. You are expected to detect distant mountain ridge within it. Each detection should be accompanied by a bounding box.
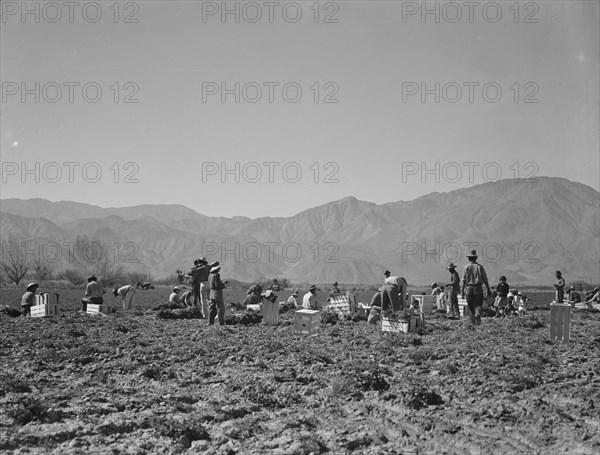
[1,177,598,285]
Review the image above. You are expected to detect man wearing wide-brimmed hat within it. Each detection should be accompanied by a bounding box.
[20,282,39,317]
[554,271,565,303]
[303,285,319,310]
[461,251,491,326]
[446,263,461,318]
[188,257,210,318]
[208,262,228,325]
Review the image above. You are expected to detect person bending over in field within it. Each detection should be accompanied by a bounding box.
[112,284,136,310]
[82,275,104,312]
[21,282,39,317]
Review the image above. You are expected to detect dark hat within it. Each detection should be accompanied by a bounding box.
[467,250,478,259]
[87,275,97,282]
[333,282,338,286]
[500,276,506,281]
[26,282,39,291]
[173,286,181,292]
[555,271,562,275]
[309,284,317,292]
[446,263,457,270]
[210,262,221,273]
[384,270,391,276]
[292,291,299,297]
[210,261,220,268]
[112,288,119,297]
[431,282,438,288]
[197,257,208,264]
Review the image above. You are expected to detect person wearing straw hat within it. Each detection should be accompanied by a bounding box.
[286,290,300,308]
[21,282,39,317]
[208,262,228,325]
[303,285,319,310]
[461,250,491,326]
[446,263,461,318]
[554,271,565,303]
[82,275,104,312]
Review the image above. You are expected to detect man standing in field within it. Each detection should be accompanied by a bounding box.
[554,271,565,303]
[446,263,461,318]
[461,251,492,326]
[208,262,227,325]
[303,285,319,310]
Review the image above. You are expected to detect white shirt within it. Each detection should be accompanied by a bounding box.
[302,292,318,310]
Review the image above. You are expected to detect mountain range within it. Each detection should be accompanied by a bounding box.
[1,177,598,285]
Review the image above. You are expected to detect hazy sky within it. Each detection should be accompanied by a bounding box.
[1,1,599,217]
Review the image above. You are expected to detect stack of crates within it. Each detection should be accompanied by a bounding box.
[30,293,59,318]
[550,303,571,341]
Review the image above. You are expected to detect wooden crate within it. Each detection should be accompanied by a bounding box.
[263,300,279,325]
[550,303,571,342]
[87,304,116,315]
[35,293,59,306]
[30,304,58,318]
[357,304,372,316]
[381,315,421,333]
[294,309,320,336]
[411,295,435,314]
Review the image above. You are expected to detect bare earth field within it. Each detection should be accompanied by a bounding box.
[1,287,599,454]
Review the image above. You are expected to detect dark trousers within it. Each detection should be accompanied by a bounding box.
[449,291,459,316]
[192,282,201,308]
[21,304,31,317]
[465,286,483,325]
[209,292,225,325]
[82,297,103,312]
[556,289,564,303]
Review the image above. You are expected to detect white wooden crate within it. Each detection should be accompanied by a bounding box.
[381,315,421,333]
[294,309,320,336]
[30,304,58,318]
[87,304,116,315]
[35,293,59,306]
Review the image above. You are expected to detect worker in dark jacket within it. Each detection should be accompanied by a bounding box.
[208,262,227,325]
[461,250,492,326]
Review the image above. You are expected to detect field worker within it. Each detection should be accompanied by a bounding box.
[584,288,600,309]
[21,282,39,317]
[112,284,136,310]
[569,288,581,305]
[494,276,509,317]
[188,258,210,317]
[209,262,227,325]
[82,275,104,312]
[303,285,319,310]
[445,263,461,318]
[516,292,527,316]
[367,287,383,324]
[554,271,565,303]
[169,286,183,305]
[287,291,300,308]
[383,270,407,310]
[431,283,442,297]
[329,282,342,300]
[243,288,261,307]
[270,279,280,292]
[461,250,492,326]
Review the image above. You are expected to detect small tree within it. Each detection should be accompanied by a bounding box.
[32,259,54,282]
[56,269,86,285]
[1,244,30,285]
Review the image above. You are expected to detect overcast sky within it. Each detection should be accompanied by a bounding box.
[1,1,598,217]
